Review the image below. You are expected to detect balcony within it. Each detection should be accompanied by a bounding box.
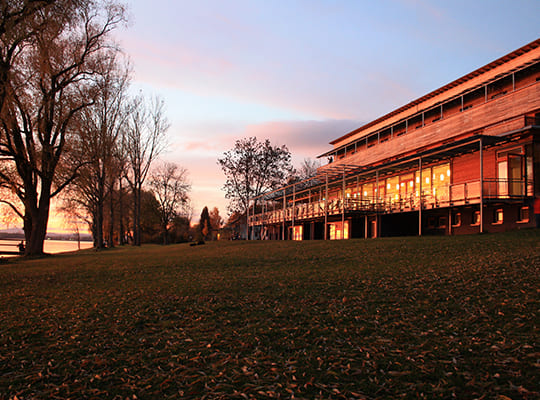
[248,179,529,226]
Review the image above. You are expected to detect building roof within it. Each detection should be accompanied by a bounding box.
[329,38,540,147]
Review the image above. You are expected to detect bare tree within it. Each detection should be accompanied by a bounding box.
[148,161,190,245]
[123,95,169,246]
[218,137,293,237]
[0,1,126,255]
[0,0,57,112]
[297,158,320,181]
[67,55,130,249]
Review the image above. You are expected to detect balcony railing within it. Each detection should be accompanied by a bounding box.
[248,179,529,226]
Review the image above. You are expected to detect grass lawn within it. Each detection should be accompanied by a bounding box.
[0,230,539,399]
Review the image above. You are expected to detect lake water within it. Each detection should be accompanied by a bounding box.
[0,239,93,257]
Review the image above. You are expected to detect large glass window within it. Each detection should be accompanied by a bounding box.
[432,163,450,201]
[292,225,303,241]
[328,221,349,240]
[362,182,374,202]
[386,176,399,205]
[498,147,524,197]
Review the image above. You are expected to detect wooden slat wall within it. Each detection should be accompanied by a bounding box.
[320,83,540,173]
[452,149,497,185]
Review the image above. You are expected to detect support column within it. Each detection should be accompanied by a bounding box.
[448,208,452,235]
[282,191,286,240]
[480,138,484,233]
[261,201,265,240]
[342,168,346,239]
[292,184,296,231]
[364,215,368,239]
[356,176,360,209]
[324,174,329,240]
[419,157,422,236]
[308,189,312,217]
[246,198,250,240]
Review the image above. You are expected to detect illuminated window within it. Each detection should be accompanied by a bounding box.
[293,226,303,241]
[472,211,481,225]
[493,209,503,224]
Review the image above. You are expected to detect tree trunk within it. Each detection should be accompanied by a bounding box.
[96,197,104,249]
[162,221,168,245]
[23,184,52,256]
[119,178,125,245]
[109,182,115,248]
[133,185,141,246]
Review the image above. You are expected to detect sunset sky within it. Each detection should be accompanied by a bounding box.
[5,0,538,233]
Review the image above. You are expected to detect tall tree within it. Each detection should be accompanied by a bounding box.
[67,55,130,249]
[218,137,293,237]
[0,0,56,112]
[148,161,190,245]
[123,94,168,246]
[0,0,126,255]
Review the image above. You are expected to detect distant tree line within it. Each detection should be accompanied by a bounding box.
[0,0,192,255]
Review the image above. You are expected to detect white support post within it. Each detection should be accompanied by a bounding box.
[480,138,484,233]
[419,158,422,236]
[342,168,346,239]
[292,184,296,233]
[324,174,328,240]
[282,192,286,240]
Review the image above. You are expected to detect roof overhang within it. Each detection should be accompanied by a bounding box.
[255,127,538,202]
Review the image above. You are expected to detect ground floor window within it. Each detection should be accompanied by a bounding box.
[452,212,461,227]
[329,221,349,240]
[472,210,481,226]
[292,225,303,241]
[493,209,504,224]
[518,206,529,223]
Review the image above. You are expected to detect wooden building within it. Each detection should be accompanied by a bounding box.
[248,39,540,239]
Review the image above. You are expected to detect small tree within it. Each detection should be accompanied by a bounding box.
[218,137,293,238]
[297,158,320,181]
[198,206,211,242]
[209,207,222,240]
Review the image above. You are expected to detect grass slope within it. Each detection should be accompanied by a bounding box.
[0,230,539,399]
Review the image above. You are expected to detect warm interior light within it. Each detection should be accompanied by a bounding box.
[447,169,451,177]
[440,173,444,181]
[401,182,405,187]
[387,183,391,189]
[363,191,367,196]
[416,177,420,183]
[409,181,414,187]
[425,177,430,184]
[396,184,400,190]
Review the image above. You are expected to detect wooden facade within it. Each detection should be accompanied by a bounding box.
[248,39,540,240]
